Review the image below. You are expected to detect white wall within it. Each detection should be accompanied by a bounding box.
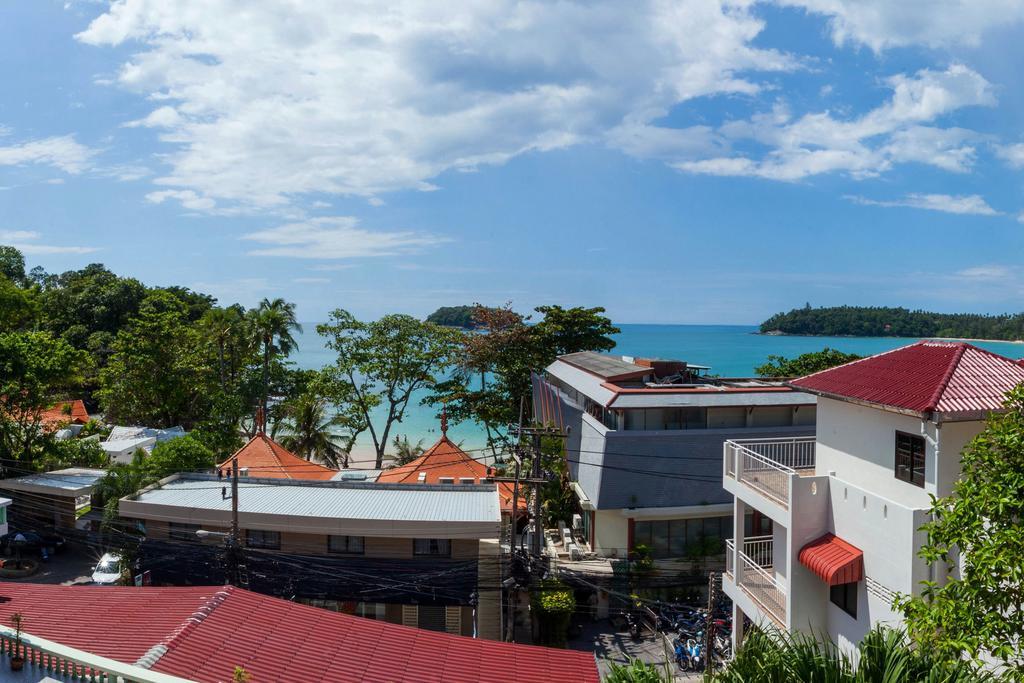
[787,475,830,632]
[816,398,935,509]
[593,509,629,558]
[934,420,983,498]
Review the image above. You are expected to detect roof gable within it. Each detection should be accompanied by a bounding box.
[790,341,1024,418]
[217,434,338,480]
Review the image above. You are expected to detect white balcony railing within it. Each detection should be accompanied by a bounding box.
[0,626,195,683]
[724,437,815,508]
[724,535,773,579]
[737,549,787,626]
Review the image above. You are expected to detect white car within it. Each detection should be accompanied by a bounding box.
[91,553,123,585]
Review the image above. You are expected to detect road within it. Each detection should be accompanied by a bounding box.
[569,618,703,681]
[3,542,101,586]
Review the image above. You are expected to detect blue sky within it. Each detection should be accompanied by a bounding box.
[1,1,1023,324]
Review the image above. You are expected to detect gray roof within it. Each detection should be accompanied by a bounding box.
[0,468,107,496]
[120,474,501,539]
[106,426,186,443]
[559,352,649,379]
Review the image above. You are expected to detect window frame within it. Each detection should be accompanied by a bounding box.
[327,534,365,555]
[894,431,926,488]
[245,529,281,550]
[413,538,452,557]
[169,522,201,542]
[829,581,858,618]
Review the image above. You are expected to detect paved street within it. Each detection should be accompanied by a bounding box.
[568,618,702,681]
[3,542,102,586]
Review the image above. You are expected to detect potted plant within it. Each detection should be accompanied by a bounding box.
[9,613,24,671]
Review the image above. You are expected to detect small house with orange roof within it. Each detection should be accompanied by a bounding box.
[376,411,527,521]
[217,432,340,481]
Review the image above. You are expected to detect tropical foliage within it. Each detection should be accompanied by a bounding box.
[755,347,863,377]
[712,626,999,682]
[898,385,1024,678]
[604,659,669,683]
[530,579,576,648]
[425,305,490,329]
[761,304,1024,340]
[273,392,352,468]
[389,435,426,467]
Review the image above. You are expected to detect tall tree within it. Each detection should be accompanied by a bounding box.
[531,305,619,357]
[273,392,355,468]
[0,246,26,285]
[247,298,301,428]
[0,331,89,468]
[98,291,215,428]
[318,311,462,468]
[0,275,38,331]
[755,348,862,377]
[898,385,1024,677]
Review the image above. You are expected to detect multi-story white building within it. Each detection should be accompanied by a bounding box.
[722,341,1024,654]
[536,351,816,560]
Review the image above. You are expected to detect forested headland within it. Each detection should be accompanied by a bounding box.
[760,305,1024,341]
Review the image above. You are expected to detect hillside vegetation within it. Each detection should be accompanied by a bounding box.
[760,305,1024,341]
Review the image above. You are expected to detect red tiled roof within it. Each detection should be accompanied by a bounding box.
[0,583,599,683]
[790,341,1024,417]
[38,400,89,428]
[377,436,526,514]
[217,433,339,481]
[798,533,864,586]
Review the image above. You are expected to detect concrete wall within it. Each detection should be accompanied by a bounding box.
[934,420,983,498]
[592,509,630,558]
[786,475,831,633]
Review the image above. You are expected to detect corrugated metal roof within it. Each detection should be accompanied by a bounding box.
[0,584,600,683]
[0,468,106,493]
[129,474,501,524]
[558,352,649,380]
[790,341,1024,418]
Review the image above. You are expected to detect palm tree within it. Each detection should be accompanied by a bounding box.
[200,306,244,390]
[274,393,350,468]
[389,435,426,467]
[93,450,152,529]
[247,298,301,429]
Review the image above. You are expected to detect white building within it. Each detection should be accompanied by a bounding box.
[722,341,1024,654]
[536,351,816,560]
[101,425,187,464]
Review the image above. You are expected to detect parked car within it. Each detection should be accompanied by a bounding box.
[91,553,124,585]
[0,530,66,558]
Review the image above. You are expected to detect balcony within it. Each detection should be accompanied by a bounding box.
[724,437,815,509]
[725,536,786,627]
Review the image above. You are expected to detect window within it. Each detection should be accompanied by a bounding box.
[169,522,200,541]
[633,516,730,559]
[895,432,926,488]
[413,539,451,556]
[830,581,858,618]
[246,529,280,549]
[459,477,476,485]
[438,477,455,484]
[328,535,364,554]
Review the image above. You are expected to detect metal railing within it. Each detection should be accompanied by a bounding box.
[737,548,787,626]
[724,437,815,507]
[0,627,196,683]
[725,536,773,579]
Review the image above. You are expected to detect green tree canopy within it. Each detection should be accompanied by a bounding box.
[0,331,89,466]
[760,305,1024,341]
[318,311,463,468]
[0,275,38,331]
[247,297,301,427]
[145,435,216,479]
[898,385,1024,676]
[98,291,215,428]
[755,348,863,377]
[273,391,353,468]
[0,246,26,284]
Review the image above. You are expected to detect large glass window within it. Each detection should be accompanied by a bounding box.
[328,535,364,554]
[169,522,200,541]
[633,516,729,559]
[246,529,280,550]
[895,432,926,487]
[413,539,451,556]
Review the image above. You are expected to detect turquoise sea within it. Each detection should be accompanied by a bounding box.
[291,324,1024,464]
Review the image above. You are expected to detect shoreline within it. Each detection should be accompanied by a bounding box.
[757,332,1024,344]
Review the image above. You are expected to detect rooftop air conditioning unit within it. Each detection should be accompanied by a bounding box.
[572,514,583,530]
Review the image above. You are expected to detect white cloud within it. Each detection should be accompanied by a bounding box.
[954,265,1013,281]
[846,193,1000,216]
[996,143,1024,169]
[292,277,330,284]
[241,216,446,259]
[76,0,798,210]
[0,135,94,174]
[0,229,100,254]
[1018,211,1024,224]
[311,263,356,271]
[675,65,995,181]
[146,189,217,211]
[776,0,1024,51]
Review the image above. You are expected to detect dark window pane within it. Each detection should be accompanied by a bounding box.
[651,520,670,558]
[830,581,858,618]
[669,520,687,557]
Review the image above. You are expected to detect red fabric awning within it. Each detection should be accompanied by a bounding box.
[799,533,864,585]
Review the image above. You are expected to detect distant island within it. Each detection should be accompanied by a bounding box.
[426,305,488,329]
[760,305,1024,342]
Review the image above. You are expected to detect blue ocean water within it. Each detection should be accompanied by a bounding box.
[290,324,1024,461]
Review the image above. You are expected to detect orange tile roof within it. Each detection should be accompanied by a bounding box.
[40,400,89,427]
[217,433,339,481]
[377,435,525,514]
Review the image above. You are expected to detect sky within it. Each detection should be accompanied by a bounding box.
[1,1,1023,324]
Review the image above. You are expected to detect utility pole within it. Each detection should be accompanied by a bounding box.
[530,431,543,559]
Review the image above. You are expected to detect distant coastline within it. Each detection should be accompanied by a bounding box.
[759,330,1024,344]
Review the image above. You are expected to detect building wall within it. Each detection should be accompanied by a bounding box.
[934,420,983,499]
[592,509,630,558]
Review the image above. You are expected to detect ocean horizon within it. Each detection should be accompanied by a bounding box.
[291,323,1024,464]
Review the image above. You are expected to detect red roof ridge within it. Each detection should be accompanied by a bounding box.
[136,587,234,669]
[924,342,968,412]
[790,341,927,384]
